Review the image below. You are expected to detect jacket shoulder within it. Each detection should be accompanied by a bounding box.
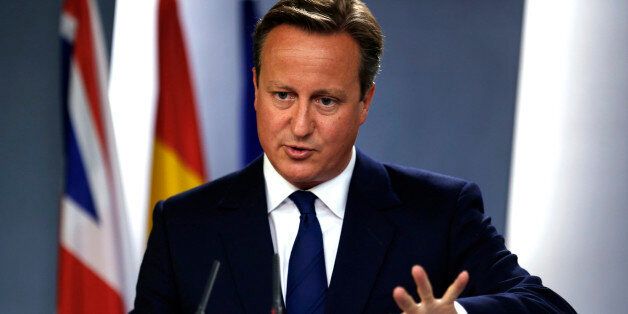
[384,163,469,194]
[165,169,242,207]
[381,163,484,212]
[153,164,257,224]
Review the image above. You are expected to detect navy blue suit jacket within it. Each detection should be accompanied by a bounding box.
[132,151,574,313]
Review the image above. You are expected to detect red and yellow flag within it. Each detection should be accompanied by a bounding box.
[148,0,207,232]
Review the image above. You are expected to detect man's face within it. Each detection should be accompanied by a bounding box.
[254,24,374,189]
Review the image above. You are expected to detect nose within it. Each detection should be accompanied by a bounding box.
[290,100,314,138]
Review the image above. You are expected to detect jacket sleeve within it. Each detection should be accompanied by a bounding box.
[451,182,576,313]
[131,201,181,313]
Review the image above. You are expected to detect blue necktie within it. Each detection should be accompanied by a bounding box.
[287,190,327,314]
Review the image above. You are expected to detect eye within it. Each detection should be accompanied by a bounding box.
[275,92,290,100]
[318,97,336,107]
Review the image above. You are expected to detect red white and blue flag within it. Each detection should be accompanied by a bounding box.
[58,0,136,312]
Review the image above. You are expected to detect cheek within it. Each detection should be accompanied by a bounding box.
[257,103,287,138]
[256,105,272,138]
[321,114,361,143]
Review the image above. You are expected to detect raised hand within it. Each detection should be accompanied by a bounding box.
[393,265,469,314]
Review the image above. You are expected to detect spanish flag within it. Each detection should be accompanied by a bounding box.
[147,0,207,233]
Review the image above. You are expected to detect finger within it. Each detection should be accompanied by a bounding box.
[392,286,419,312]
[442,270,469,303]
[412,265,434,303]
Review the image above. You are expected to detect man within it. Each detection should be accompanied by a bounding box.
[133,0,575,313]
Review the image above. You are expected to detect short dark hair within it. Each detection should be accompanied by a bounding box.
[253,0,384,99]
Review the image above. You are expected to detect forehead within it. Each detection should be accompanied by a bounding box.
[260,24,361,80]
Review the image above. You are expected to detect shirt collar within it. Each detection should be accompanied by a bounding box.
[263,146,356,219]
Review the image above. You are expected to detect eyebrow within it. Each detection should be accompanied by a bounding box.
[265,81,294,91]
[266,81,348,99]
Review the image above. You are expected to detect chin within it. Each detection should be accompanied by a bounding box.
[281,169,320,188]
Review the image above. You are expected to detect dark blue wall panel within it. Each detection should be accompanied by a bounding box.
[357,0,524,235]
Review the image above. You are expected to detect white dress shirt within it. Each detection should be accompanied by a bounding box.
[262,147,467,313]
[264,147,355,299]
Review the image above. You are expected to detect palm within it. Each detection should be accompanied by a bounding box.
[393,265,469,314]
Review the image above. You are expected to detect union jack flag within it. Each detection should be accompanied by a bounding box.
[58,0,136,312]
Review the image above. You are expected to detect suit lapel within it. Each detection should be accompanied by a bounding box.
[217,158,275,313]
[326,151,402,313]
[215,153,402,313]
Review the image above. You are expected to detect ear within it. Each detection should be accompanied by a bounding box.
[358,83,375,125]
[252,67,259,110]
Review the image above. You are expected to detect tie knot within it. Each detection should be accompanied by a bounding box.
[289,190,317,215]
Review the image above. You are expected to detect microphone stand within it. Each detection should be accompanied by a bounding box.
[195,260,221,314]
[271,254,285,314]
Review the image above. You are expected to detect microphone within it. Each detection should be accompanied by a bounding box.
[271,254,285,314]
[195,260,221,314]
